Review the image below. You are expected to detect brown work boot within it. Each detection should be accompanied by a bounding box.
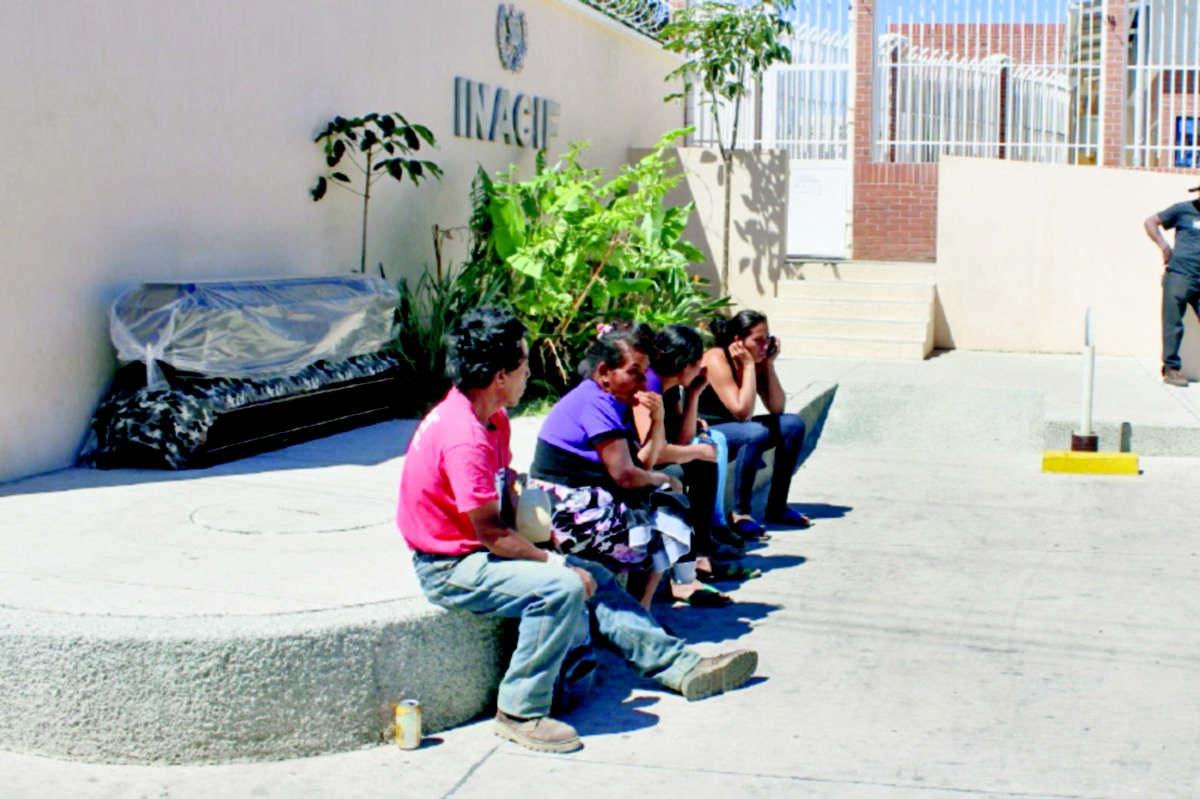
[679,649,758,701]
[493,710,582,753]
[1164,368,1188,387]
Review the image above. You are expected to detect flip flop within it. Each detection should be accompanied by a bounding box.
[732,517,771,541]
[765,508,813,529]
[676,584,733,607]
[697,561,762,583]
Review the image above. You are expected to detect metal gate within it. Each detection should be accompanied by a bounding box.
[688,2,852,259]
[872,0,1101,165]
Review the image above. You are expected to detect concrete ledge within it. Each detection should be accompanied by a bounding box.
[724,382,838,516]
[0,600,504,765]
[1044,418,1200,457]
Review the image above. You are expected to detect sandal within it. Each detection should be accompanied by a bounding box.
[710,526,748,552]
[675,584,733,607]
[732,517,771,541]
[765,508,813,529]
[697,561,762,583]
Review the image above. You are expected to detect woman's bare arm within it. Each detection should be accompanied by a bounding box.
[632,391,665,468]
[631,389,714,466]
[759,345,787,415]
[596,437,681,492]
[704,346,757,421]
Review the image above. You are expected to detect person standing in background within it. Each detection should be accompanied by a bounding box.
[1144,187,1200,386]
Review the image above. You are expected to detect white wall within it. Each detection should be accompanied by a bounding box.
[0,0,682,482]
[937,156,1200,369]
[647,147,790,311]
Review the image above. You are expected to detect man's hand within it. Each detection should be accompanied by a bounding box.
[635,390,665,424]
[569,565,596,598]
[1162,245,1173,266]
[690,442,717,462]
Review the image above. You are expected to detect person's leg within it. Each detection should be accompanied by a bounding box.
[758,413,806,517]
[711,419,772,518]
[681,459,719,553]
[1187,277,1200,369]
[413,551,584,719]
[568,557,701,690]
[1163,271,1190,373]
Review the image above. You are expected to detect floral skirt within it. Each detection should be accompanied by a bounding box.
[526,478,692,574]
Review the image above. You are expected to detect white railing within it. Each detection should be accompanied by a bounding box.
[1126,0,1200,167]
[873,0,1101,165]
[688,3,851,160]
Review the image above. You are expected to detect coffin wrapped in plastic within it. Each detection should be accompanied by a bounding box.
[109,276,400,386]
[82,276,405,470]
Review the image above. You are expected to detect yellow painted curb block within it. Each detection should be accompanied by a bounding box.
[1042,451,1140,475]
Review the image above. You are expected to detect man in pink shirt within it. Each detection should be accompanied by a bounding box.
[399,308,758,754]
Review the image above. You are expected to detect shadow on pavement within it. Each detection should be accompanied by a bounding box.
[739,553,807,575]
[653,600,782,645]
[562,650,662,735]
[783,502,854,521]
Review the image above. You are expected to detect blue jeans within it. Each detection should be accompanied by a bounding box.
[711,413,806,517]
[412,550,701,718]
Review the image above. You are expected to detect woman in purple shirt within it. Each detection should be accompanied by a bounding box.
[530,326,689,609]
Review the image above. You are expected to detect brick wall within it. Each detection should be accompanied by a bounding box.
[886,23,1064,65]
[853,1,938,263]
[1101,0,1126,166]
[853,163,939,262]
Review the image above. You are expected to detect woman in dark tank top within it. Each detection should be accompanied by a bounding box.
[699,310,812,539]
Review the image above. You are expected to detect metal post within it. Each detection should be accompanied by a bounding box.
[1073,307,1099,451]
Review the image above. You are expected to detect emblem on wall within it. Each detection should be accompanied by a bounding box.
[496,4,528,73]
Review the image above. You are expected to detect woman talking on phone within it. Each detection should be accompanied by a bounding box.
[699,310,811,541]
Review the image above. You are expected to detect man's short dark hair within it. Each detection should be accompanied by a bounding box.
[445,307,527,391]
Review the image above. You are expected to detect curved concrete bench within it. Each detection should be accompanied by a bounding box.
[0,420,511,765]
[0,600,504,764]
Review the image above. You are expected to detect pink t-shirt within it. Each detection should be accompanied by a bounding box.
[397,387,512,556]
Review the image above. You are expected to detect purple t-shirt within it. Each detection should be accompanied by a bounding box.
[537,378,635,464]
[644,368,663,395]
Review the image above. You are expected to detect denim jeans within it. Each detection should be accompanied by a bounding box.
[412,550,701,718]
[1163,271,1200,371]
[711,413,806,517]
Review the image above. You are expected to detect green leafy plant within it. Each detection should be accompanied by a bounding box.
[661,2,793,287]
[311,113,443,273]
[392,260,505,415]
[468,129,730,398]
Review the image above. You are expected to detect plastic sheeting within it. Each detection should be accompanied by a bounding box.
[109,276,399,387]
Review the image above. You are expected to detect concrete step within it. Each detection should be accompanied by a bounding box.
[790,261,937,284]
[771,297,932,323]
[777,334,930,360]
[772,315,931,341]
[778,279,935,303]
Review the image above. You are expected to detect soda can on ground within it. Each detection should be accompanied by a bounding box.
[394,699,422,750]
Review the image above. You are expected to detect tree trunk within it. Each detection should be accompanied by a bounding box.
[361,150,373,274]
[721,150,733,290]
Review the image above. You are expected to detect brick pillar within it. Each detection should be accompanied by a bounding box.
[852,0,875,166]
[1100,0,1127,167]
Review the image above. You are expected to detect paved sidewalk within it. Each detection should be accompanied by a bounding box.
[6,442,1200,798]
[774,350,1200,454]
